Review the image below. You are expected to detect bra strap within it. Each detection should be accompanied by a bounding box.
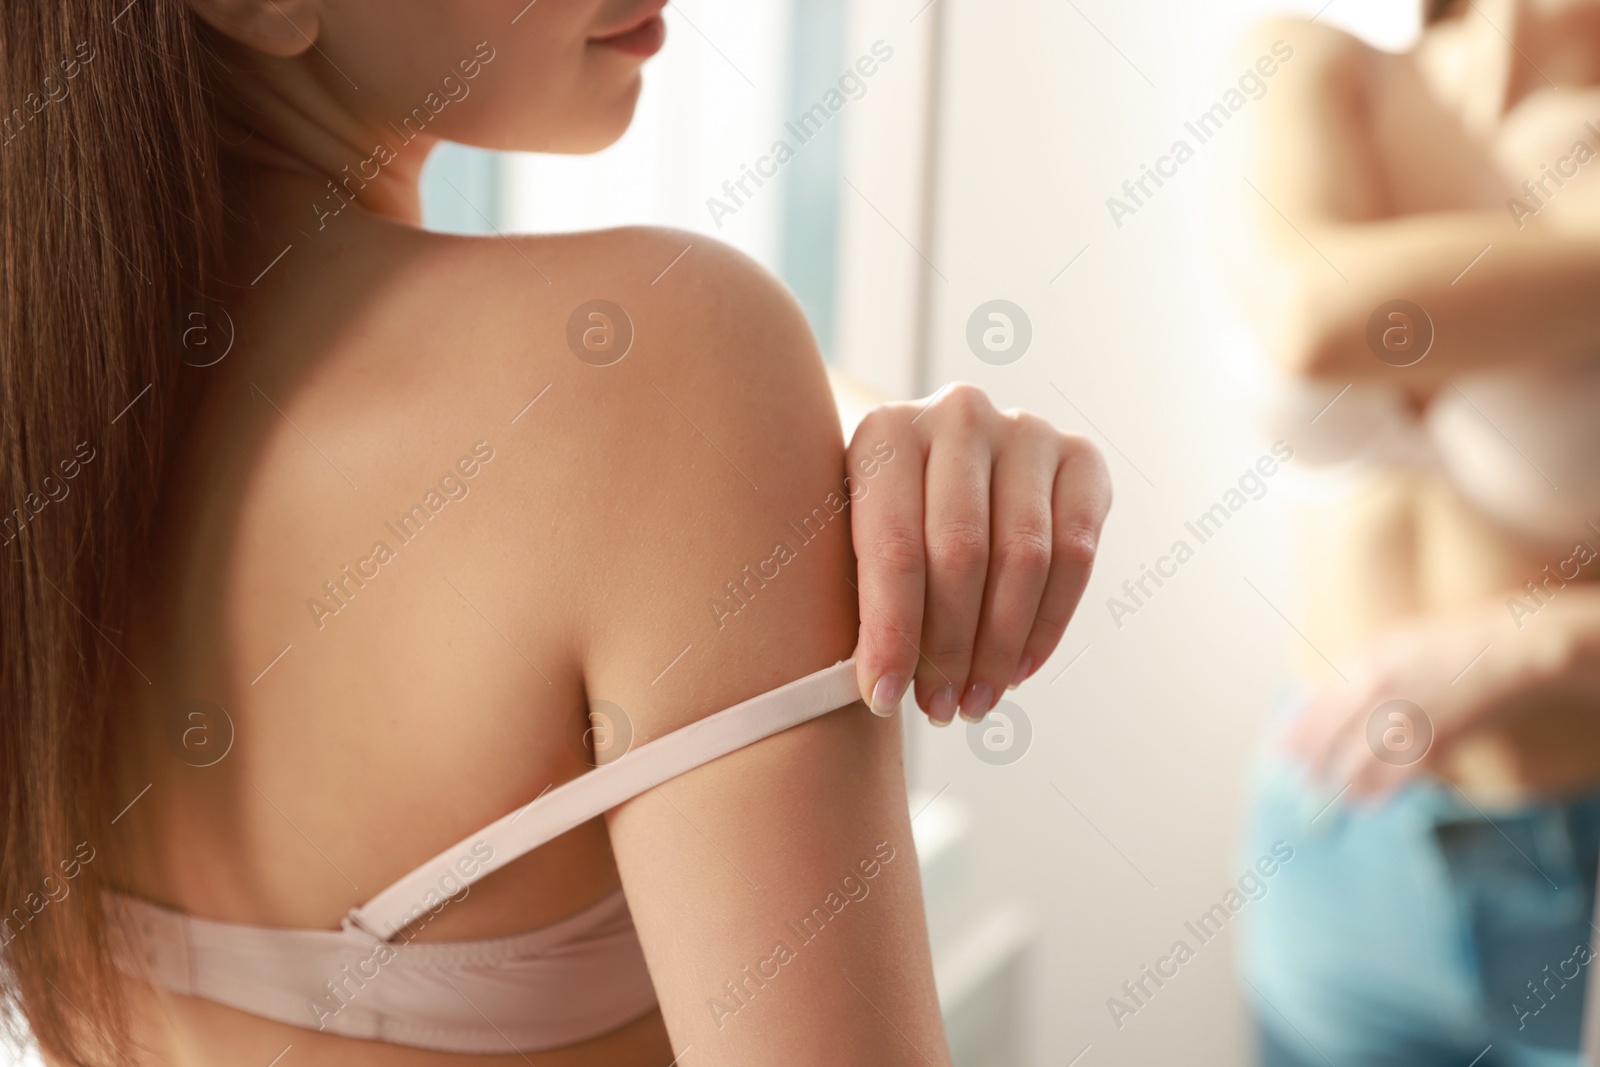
[349,658,862,941]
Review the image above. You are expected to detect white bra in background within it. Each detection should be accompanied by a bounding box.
[109,659,865,1054]
[1252,356,1600,550]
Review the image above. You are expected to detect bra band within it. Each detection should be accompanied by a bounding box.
[348,658,862,941]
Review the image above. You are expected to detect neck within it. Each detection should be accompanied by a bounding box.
[209,48,438,256]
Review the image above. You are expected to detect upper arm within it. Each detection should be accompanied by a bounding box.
[1228,22,1393,370]
[567,231,948,1064]
[1243,20,1390,229]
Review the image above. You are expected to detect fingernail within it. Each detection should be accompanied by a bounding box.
[929,686,959,727]
[959,683,995,723]
[1008,656,1033,689]
[870,673,905,717]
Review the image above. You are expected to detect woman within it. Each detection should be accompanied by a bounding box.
[1235,0,1600,1062]
[0,2,1111,1065]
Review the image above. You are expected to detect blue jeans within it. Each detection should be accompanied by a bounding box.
[1242,747,1600,1067]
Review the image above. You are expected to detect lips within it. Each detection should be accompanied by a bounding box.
[592,1,668,57]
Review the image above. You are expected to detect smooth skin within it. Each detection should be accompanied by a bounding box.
[1234,0,1600,800]
[95,1,1109,1065]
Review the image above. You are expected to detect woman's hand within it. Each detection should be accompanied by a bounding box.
[1282,595,1600,800]
[846,383,1112,726]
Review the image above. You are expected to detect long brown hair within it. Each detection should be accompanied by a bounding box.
[0,1,222,1063]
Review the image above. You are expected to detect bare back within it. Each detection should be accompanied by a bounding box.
[105,175,940,1065]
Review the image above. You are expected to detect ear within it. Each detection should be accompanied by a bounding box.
[185,0,321,59]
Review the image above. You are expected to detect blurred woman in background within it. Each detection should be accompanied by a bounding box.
[1235,0,1600,1062]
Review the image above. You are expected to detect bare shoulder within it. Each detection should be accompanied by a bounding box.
[340,222,834,437]
[1237,16,1390,144]
[358,222,864,726]
[1244,15,1379,81]
[226,217,862,719]
[518,227,865,732]
[249,222,821,443]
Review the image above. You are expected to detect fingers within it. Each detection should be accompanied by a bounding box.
[916,420,993,725]
[848,421,926,717]
[848,385,1112,726]
[1288,674,1418,802]
[1014,434,1111,685]
[1289,684,1374,787]
[1281,610,1523,805]
[959,421,1056,721]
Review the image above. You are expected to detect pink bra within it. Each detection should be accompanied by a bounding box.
[109,659,863,1054]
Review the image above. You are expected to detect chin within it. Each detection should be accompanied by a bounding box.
[467,75,642,155]
[548,81,643,155]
